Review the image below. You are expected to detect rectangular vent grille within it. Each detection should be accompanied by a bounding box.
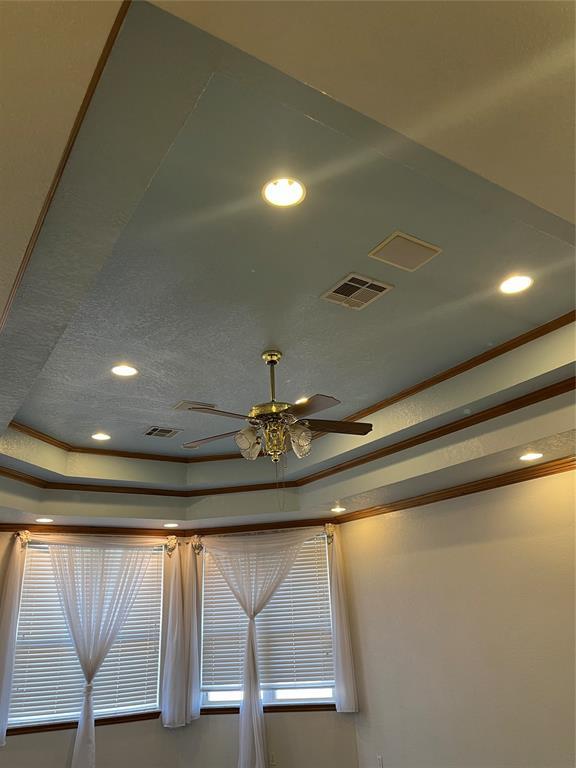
[144,426,182,438]
[322,273,393,310]
[174,400,217,411]
[369,230,441,271]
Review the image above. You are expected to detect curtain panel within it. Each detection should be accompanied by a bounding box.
[327,524,358,712]
[161,537,203,726]
[0,531,174,766]
[202,527,323,768]
[0,524,358,768]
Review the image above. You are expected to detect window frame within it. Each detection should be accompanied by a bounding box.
[7,543,165,730]
[200,533,336,708]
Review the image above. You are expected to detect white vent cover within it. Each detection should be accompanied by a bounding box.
[322,273,393,310]
[174,400,216,411]
[369,231,441,271]
[144,426,182,438]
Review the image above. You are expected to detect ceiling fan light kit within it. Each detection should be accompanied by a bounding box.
[183,350,373,463]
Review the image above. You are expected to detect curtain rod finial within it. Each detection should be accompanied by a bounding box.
[191,535,203,555]
[165,535,178,556]
[16,530,31,548]
[324,523,335,544]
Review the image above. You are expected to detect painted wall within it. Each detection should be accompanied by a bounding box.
[342,472,575,768]
[1,472,573,768]
[0,711,358,768]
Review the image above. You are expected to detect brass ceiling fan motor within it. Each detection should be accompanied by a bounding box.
[182,350,372,462]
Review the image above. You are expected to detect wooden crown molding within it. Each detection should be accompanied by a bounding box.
[0,456,572,538]
[343,310,576,423]
[334,455,576,524]
[2,376,573,498]
[7,310,574,465]
[7,421,241,464]
[0,1,132,335]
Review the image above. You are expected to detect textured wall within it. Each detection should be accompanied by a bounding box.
[342,472,575,768]
[0,711,358,768]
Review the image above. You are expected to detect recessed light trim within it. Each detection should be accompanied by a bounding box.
[499,275,533,294]
[331,504,346,513]
[35,518,54,523]
[91,432,111,441]
[163,523,179,528]
[262,178,306,207]
[519,452,543,461]
[295,397,309,405]
[111,364,138,377]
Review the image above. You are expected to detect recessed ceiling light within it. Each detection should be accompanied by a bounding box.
[163,523,179,528]
[35,517,53,523]
[295,397,309,405]
[262,178,306,207]
[91,432,111,441]
[331,503,346,513]
[111,364,138,377]
[520,452,543,461]
[499,275,533,294]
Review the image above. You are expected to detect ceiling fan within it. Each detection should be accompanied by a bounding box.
[182,350,373,462]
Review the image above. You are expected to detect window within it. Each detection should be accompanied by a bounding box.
[8,544,163,726]
[201,534,334,706]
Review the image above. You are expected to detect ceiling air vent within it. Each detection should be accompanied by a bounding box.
[369,230,441,271]
[174,400,216,411]
[144,426,182,438]
[322,273,393,310]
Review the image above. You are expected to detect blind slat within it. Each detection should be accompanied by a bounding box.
[8,544,163,726]
[201,536,335,692]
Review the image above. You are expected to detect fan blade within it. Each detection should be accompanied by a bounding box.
[185,406,248,421]
[303,418,372,436]
[287,394,341,418]
[182,431,239,449]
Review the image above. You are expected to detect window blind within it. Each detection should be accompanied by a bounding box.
[201,534,334,703]
[8,544,163,726]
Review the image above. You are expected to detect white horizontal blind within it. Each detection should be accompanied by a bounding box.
[201,535,334,700]
[8,544,163,726]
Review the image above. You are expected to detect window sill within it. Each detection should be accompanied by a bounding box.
[7,710,161,736]
[201,703,336,715]
[6,703,337,736]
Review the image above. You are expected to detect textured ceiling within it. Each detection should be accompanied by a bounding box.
[156,0,575,222]
[1,1,574,328]
[0,0,122,323]
[0,1,573,527]
[11,27,575,455]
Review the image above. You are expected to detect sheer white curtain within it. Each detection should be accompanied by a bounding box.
[161,538,203,726]
[0,532,167,760]
[203,527,321,768]
[49,543,153,768]
[0,532,29,746]
[327,525,358,712]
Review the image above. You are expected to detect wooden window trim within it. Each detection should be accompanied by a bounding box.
[6,704,336,736]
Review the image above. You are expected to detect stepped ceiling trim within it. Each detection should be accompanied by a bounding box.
[1,377,573,497]
[0,1,131,334]
[7,310,574,464]
[0,455,572,536]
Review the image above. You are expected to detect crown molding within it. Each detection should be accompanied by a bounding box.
[335,455,575,524]
[0,1,132,334]
[1,376,573,498]
[344,309,575,423]
[0,456,572,537]
[297,376,574,487]
[7,310,575,465]
[7,421,241,464]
